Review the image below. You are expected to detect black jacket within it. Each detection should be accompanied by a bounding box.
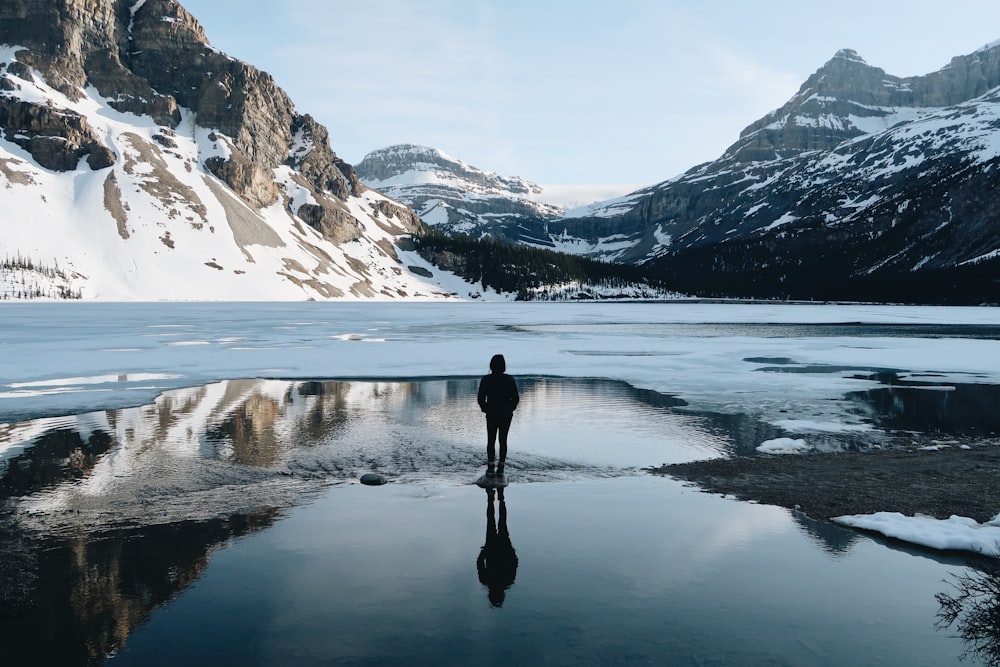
[478,373,519,416]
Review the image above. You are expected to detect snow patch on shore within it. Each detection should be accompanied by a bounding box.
[757,437,810,454]
[834,512,1000,558]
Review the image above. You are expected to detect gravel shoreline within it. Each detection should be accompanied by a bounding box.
[654,445,1000,524]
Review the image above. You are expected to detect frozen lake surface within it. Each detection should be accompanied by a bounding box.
[2,302,1000,665]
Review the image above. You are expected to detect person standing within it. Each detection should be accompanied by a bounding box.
[477,354,519,475]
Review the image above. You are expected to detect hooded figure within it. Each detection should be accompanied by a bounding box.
[477,354,519,471]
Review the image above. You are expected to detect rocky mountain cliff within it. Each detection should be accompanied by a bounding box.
[724,46,1000,163]
[0,0,474,300]
[355,144,563,242]
[551,45,1000,302]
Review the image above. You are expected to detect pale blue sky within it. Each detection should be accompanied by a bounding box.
[180,0,1000,186]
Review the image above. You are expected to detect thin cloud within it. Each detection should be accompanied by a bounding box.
[179,0,1000,184]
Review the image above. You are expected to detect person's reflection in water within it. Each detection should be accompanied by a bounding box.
[477,486,518,607]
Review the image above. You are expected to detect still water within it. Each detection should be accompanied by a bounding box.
[0,376,994,665]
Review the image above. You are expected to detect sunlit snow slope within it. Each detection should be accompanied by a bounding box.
[0,11,481,302]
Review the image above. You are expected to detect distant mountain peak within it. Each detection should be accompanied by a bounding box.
[358,144,541,196]
[356,144,561,241]
[831,48,867,65]
[718,39,1000,164]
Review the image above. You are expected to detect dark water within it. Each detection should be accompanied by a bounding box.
[107,480,975,667]
[748,358,1000,439]
[513,321,1000,340]
[1,377,997,665]
[848,381,1000,437]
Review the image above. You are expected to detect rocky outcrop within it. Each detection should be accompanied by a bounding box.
[291,115,364,200]
[0,93,114,170]
[204,153,280,209]
[281,114,368,241]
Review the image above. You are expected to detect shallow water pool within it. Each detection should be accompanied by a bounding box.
[105,477,974,666]
[0,377,990,665]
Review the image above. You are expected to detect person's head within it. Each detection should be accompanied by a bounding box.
[489,354,506,373]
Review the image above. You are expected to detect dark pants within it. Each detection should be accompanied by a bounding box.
[486,413,513,463]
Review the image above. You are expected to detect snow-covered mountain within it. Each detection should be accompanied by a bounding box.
[361,45,1000,302]
[355,144,563,242]
[355,144,657,258]
[0,0,477,300]
[550,45,1000,302]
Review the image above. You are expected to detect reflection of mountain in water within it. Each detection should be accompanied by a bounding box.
[0,377,743,531]
[3,377,738,665]
[1,376,914,538]
[2,375,975,664]
[1,510,278,667]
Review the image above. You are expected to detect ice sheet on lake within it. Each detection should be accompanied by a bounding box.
[2,302,999,428]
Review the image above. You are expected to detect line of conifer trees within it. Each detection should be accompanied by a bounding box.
[412,228,670,299]
[0,254,82,299]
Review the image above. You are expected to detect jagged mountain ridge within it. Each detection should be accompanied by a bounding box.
[355,144,562,242]
[0,0,476,300]
[436,45,1000,301]
[725,45,1000,163]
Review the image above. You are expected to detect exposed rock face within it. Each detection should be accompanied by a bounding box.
[0,0,386,244]
[0,94,114,170]
[204,154,280,209]
[724,47,1000,163]
[292,115,364,200]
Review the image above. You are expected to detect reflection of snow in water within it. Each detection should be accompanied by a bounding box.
[7,378,729,534]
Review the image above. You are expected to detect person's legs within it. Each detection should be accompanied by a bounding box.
[486,415,499,464]
[497,413,513,467]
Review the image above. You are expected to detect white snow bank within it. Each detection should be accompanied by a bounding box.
[834,512,1000,558]
[757,437,810,454]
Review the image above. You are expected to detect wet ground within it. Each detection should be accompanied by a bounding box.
[658,443,1000,523]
